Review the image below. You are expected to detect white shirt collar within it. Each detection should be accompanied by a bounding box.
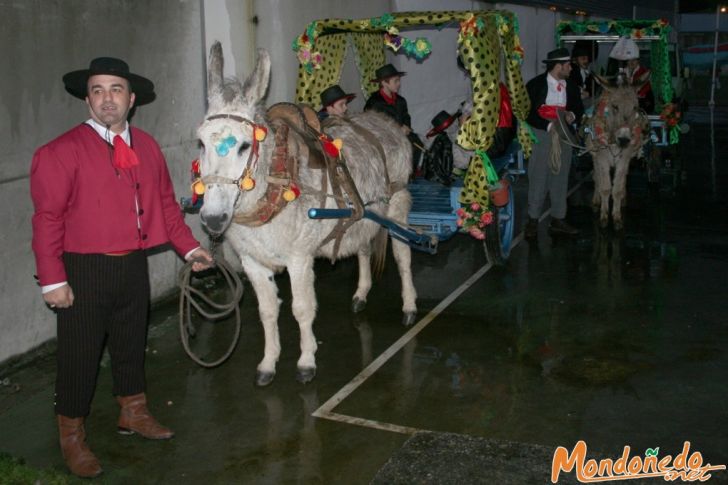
[547,73,565,88]
[84,118,130,145]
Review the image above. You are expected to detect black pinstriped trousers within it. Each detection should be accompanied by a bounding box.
[55,252,150,417]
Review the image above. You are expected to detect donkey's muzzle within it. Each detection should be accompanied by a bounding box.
[200,212,229,234]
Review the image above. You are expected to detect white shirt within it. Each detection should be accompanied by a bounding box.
[545,73,567,107]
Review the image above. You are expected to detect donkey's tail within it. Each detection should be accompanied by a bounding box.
[372,226,389,279]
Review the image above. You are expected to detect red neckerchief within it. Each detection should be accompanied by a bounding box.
[112,135,140,169]
[379,88,397,106]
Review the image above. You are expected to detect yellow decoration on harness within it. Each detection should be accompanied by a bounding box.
[283,189,297,202]
[332,138,343,150]
[240,174,255,191]
[254,126,267,141]
[191,179,205,195]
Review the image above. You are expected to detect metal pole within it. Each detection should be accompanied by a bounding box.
[709,4,720,109]
[710,5,720,199]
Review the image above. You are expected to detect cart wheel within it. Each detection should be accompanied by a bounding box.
[483,182,514,266]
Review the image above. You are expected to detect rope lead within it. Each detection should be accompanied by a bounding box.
[178,256,244,368]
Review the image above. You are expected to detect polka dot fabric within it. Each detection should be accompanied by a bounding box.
[292,10,532,205]
[296,34,346,108]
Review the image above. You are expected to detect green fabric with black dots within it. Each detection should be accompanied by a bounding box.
[295,34,346,109]
[350,34,385,98]
[459,155,490,207]
[292,10,532,206]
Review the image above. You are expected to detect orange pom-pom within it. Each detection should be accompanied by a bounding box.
[254,126,267,141]
[332,138,343,150]
[240,175,255,191]
[192,179,205,195]
[283,189,297,202]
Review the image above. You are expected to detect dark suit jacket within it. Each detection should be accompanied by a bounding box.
[526,72,584,132]
[364,91,412,128]
[569,64,596,97]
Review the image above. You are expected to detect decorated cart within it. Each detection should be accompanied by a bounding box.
[292,10,533,264]
[557,19,683,190]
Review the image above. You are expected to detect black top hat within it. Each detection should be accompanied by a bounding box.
[572,40,598,61]
[63,57,156,105]
[320,85,356,107]
[426,110,459,138]
[371,64,406,83]
[542,48,571,64]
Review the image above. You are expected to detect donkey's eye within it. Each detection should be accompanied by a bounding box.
[611,104,619,112]
[238,142,251,156]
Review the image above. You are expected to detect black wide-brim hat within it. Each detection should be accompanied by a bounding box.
[371,64,406,83]
[571,40,598,62]
[63,57,156,105]
[542,48,571,64]
[320,85,356,107]
[426,110,458,138]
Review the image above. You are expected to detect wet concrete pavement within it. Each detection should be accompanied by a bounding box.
[1,118,727,484]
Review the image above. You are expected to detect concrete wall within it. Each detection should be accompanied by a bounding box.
[0,0,208,364]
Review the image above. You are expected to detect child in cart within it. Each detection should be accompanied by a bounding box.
[423,83,516,184]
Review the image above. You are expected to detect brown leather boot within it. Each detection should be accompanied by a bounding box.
[57,415,103,478]
[117,393,174,440]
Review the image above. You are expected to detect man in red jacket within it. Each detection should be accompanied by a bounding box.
[30,57,212,478]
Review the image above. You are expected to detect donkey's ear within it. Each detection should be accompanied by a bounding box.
[594,73,614,92]
[207,41,225,111]
[242,49,271,105]
[594,74,613,92]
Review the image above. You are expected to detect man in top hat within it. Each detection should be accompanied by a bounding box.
[569,40,597,103]
[318,84,356,121]
[30,56,213,478]
[364,63,423,173]
[524,47,584,238]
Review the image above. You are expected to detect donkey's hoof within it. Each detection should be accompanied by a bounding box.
[296,367,316,384]
[599,217,609,229]
[351,297,367,313]
[255,371,276,387]
[613,220,624,232]
[402,312,417,327]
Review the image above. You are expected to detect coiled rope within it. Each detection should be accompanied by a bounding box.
[178,255,244,368]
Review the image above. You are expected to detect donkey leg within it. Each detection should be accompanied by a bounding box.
[387,191,418,326]
[242,256,281,387]
[595,164,612,228]
[352,247,372,313]
[288,255,318,384]
[611,160,630,231]
[591,165,602,212]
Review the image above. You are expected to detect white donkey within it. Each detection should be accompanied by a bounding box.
[196,43,417,386]
[585,74,650,230]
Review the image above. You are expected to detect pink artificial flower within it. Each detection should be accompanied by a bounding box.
[456,208,466,217]
[470,202,481,211]
[456,218,464,227]
[469,228,485,240]
[480,211,493,225]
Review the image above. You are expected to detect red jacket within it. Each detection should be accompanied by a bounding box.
[631,65,652,99]
[31,124,199,285]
